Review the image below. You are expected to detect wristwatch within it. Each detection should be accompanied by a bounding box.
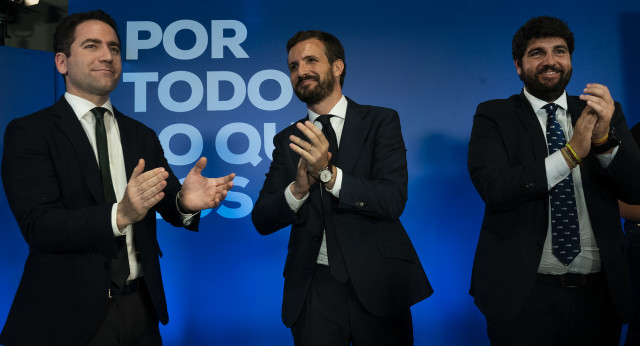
[592,127,620,154]
[318,163,334,184]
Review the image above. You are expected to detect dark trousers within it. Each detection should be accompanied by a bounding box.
[291,264,413,346]
[85,279,162,346]
[487,273,621,346]
[625,222,640,346]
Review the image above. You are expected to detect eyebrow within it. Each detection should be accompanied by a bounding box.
[528,44,568,52]
[79,38,121,49]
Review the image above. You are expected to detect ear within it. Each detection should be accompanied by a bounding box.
[332,59,344,78]
[514,60,522,76]
[55,52,68,75]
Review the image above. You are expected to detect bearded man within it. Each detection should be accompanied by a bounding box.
[252,30,432,345]
[467,16,640,346]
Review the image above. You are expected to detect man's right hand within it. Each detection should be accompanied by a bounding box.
[567,105,598,159]
[290,157,317,200]
[116,159,168,229]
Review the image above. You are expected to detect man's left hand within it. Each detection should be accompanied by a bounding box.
[580,83,614,141]
[289,120,330,176]
[179,157,235,213]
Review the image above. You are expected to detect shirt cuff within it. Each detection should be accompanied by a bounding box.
[176,193,200,226]
[595,145,618,168]
[325,167,342,198]
[285,182,309,212]
[111,203,126,237]
[546,150,572,190]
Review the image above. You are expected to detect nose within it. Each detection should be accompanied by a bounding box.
[541,51,556,66]
[297,62,310,77]
[98,46,114,63]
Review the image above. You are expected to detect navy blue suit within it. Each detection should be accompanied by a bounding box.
[0,97,198,346]
[252,98,432,327]
[468,93,640,322]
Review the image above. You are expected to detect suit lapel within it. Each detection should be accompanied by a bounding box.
[112,109,152,252]
[337,99,368,173]
[566,95,585,127]
[51,97,104,202]
[113,109,138,179]
[512,94,548,160]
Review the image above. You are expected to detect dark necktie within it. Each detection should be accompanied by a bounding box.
[317,114,339,163]
[316,115,348,282]
[92,107,129,287]
[544,103,581,265]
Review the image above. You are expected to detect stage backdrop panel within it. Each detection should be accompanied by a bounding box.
[1,1,639,345]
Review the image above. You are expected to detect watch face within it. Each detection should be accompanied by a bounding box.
[320,168,332,183]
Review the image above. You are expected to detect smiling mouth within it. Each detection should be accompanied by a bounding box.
[540,69,561,76]
[296,78,317,89]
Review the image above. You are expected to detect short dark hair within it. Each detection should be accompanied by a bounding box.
[512,16,574,67]
[53,9,120,57]
[287,30,346,87]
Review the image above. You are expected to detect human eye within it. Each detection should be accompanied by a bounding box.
[528,50,541,57]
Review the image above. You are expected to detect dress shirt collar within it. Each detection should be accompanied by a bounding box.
[307,95,348,123]
[64,92,115,121]
[522,87,568,113]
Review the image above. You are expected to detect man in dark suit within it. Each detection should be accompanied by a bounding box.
[619,123,640,346]
[0,10,234,346]
[252,31,431,345]
[468,16,640,345]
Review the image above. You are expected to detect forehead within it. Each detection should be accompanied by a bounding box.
[288,38,327,62]
[72,19,120,45]
[526,36,568,51]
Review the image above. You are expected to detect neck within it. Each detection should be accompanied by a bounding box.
[523,85,563,104]
[307,90,342,115]
[66,89,109,107]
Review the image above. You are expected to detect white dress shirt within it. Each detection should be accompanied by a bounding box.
[65,92,143,280]
[65,93,197,281]
[522,88,617,274]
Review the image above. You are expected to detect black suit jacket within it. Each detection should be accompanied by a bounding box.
[0,97,199,346]
[468,93,640,322]
[252,98,432,327]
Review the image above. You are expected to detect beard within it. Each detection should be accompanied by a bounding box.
[293,70,336,105]
[520,65,572,102]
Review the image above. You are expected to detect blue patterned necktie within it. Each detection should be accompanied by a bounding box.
[544,103,580,265]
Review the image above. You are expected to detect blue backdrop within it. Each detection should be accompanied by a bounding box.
[1,1,639,345]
